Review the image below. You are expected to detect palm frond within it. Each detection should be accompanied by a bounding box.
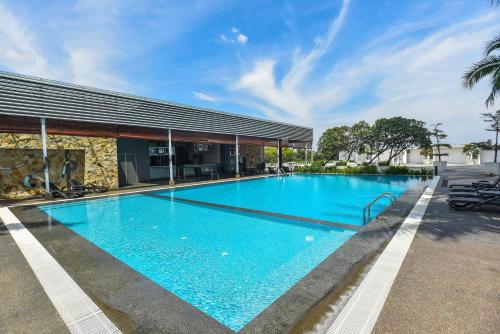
[485,34,500,56]
[491,0,500,6]
[462,55,500,88]
[485,69,500,107]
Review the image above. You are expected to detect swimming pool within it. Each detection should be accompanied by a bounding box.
[38,174,423,331]
[161,174,423,225]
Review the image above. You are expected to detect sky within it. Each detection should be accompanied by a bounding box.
[1,0,499,146]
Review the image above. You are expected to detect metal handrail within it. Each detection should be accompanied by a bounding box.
[363,192,396,224]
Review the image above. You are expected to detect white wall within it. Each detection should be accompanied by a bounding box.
[339,146,500,165]
[481,150,498,163]
[437,147,466,164]
[407,149,425,164]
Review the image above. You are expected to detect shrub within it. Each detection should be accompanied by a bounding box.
[334,165,378,174]
[336,160,347,166]
[383,166,410,175]
[377,161,390,166]
[296,163,432,177]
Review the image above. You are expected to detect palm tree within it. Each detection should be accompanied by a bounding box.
[482,109,500,162]
[463,34,500,107]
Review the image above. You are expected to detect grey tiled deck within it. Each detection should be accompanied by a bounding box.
[372,168,500,334]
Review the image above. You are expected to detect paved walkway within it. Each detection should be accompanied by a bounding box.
[0,218,69,334]
[372,169,500,333]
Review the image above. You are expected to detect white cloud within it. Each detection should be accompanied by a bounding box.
[318,12,500,145]
[0,3,51,78]
[232,2,500,146]
[237,33,248,45]
[67,47,125,90]
[193,91,219,102]
[219,26,248,45]
[234,0,351,121]
[0,1,126,90]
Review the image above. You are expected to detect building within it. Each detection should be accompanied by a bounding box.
[0,72,312,199]
[347,145,492,165]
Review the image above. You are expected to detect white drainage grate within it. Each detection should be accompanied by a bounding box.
[326,176,440,334]
[0,207,122,334]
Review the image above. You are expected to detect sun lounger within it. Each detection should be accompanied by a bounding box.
[42,181,84,199]
[449,176,500,189]
[448,195,500,209]
[448,188,500,209]
[448,189,500,198]
[22,175,84,199]
[67,179,108,193]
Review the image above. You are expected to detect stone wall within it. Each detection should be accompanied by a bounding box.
[0,133,118,199]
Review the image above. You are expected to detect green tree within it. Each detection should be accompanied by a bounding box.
[462,33,500,107]
[264,147,303,163]
[317,126,350,162]
[482,109,500,162]
[264,147,277,163]
[463,144,480,160]
[429,123,451,162]
[345,121,371,161]
[420,147,434,161]
[366,117,430,163]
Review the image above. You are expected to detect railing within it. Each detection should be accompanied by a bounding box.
[276,168,285,175]
[363,192,397,224]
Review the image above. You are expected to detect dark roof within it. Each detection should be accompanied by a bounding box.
[0,71,312,143]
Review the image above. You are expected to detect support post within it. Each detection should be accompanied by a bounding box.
[235,135,240,178]
[277,139,283,169]
[305,143,308,164]
[168,129,175,186]
[40,117,51,199]
[311,148,314,163]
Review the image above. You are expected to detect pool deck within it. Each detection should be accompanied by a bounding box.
[0,221,69,333]
[1,169,498,333]
[371,168,500,333]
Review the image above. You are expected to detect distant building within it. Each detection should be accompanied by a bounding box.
[342,145,495,165]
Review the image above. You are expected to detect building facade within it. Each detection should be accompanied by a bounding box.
[0,72,313,199]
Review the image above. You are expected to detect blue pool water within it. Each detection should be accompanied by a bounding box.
[39,174,423,331]
[40,195,356,331]
[161,174,423,225]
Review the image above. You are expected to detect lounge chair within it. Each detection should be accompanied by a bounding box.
[22,175,84,199]
[448,195,500,209]
[448,188,500,209]
[449,176,500,190]
[448,189,500,198]
[67,179,108,193]
[40,181,84,199]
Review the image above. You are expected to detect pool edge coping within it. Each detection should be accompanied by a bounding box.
[3,175,431,334]
[325,176,439,334]
[238,178,430,333]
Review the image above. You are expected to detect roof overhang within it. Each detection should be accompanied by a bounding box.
[0,71,313,146]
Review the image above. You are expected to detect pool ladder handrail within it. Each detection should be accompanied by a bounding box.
[363,192,397,224]
[277,168,286,176]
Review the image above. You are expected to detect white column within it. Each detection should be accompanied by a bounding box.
[277,139,280,169]
[235,135,240,178]
[305,144,308,164]
[40,117,51,198]
[168,129,175,186]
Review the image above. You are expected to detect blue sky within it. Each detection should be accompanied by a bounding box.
[1,0,499,145]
